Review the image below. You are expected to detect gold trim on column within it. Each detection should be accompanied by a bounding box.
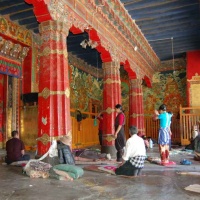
[130,113,144,118]
[138,128,145,132]
[105,107,115,114]
[36,133,51,145]
[130,92,143,96]
[102,135,115,142]
[40,47,68,58]
[36,130,72,145]
[38,87,70,99]
[104,78,121,84]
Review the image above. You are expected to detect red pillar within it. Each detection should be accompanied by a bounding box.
[37,21,71,155]
[0,74,3,148]
[102,61,121,156]
[129,79,145,135]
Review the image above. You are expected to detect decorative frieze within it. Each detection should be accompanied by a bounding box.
[0,17,32,46]
[159,58,186,72]
[0,37,30,63]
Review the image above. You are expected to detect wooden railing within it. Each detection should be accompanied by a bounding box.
[21,106,200,150]
[144,116,180,143]
[180,105,200,145]
[70,110,99,149]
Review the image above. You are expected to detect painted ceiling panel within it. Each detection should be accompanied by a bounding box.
[121,0,200,60]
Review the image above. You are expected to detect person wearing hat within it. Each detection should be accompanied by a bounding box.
[114,104,126,162]
[57,135,75,165]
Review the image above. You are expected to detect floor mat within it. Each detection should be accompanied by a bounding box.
[177,172,200,176]
[83,165,139,178]
[84,165,117,175]
[147,157,176,167]
[185,184,200,193]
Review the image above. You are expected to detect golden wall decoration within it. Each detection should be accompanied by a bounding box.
[190,84,200,107]
[20,106,38,148]
[188,74,200,108]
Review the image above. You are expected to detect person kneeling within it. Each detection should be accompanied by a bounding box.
[115,126,146,176]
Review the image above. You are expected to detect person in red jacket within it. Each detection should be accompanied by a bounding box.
[114,104,126,162]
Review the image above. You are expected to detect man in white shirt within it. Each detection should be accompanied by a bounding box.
[115,126,146,176]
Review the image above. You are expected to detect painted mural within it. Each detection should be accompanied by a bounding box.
[121,81,129,112]
[120,67,129,112]
[69,65,103,112]
[143,69,187,116]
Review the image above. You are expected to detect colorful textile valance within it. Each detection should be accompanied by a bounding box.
[0,58,21,78]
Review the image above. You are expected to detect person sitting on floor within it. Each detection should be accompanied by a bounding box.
[185,125,200,151]
[57,135,75,165]
[115,126,146,177]
[5,130,30,165]
[57,135,98,165]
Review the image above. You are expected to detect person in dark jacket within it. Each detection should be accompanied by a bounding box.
[5,130,30,164]
[57,135,75,165]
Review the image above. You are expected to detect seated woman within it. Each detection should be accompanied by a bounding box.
[115,126,146,176]
[57,135,100,164]
[57,135,75,165]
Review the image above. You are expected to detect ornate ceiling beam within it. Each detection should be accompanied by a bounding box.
[25,0,157,80]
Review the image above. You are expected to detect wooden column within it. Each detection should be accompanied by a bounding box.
[102,61,121,156]
[0,74,3,148]
[129,79,145,135]
[37,20,71,155]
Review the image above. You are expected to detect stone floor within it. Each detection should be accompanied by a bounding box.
[0,146,200,200]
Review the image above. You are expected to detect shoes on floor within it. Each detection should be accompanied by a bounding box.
[180,159,192,165]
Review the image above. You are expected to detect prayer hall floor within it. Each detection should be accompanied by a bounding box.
[0,146,200,200]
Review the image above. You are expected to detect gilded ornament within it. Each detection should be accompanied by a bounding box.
[39,87,50,99]
[0,18,8,33]
[130,113,144,118]
[0,142,3,148]
[41,47,68,58]
[104,78,121,85]
[188,74,200,82]
[105,107,115,114]
[36,133,50,145]
[39,87,70,99]
[102,135,115,142]
[130,92,142,96]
